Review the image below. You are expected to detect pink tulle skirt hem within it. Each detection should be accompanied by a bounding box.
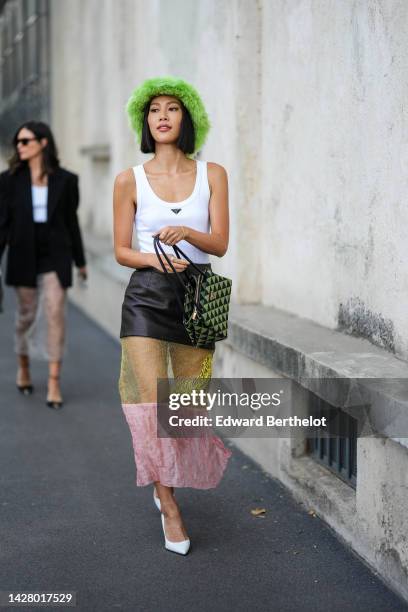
[122,402,232,489]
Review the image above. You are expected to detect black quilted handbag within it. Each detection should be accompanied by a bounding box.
[153,236,232,348]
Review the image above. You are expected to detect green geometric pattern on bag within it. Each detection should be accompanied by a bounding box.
[153,236,232,348]
[183,270,232,348]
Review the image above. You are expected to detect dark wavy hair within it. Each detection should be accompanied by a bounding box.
[140,98,195,155]
[8,120,60,177]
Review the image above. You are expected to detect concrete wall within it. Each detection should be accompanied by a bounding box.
[50,0,408,361]
[260,1,408,357]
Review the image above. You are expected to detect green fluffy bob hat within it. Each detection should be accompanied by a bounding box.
[126,75,211,155]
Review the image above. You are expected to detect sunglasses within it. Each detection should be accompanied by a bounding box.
[15,137,38,146]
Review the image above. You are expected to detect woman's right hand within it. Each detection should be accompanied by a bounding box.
[148,253,190,273]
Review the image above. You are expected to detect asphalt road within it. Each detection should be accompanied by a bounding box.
[1,286,407,612]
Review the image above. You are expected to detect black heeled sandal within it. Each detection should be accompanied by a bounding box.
[16,383,34,395]
[47,374,63,409]
[16,366,34,395]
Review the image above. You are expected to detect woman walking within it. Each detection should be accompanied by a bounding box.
[0,121,87,409]
[113,76,232,555]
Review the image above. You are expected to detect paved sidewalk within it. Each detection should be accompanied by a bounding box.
[0,287,407,612]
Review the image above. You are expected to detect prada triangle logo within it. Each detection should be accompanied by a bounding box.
[171,208,182,214]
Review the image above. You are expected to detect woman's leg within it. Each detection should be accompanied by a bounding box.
[48,360,62,403]
[42,272,66,402]
[14,286,38,387]
[168,341,232,484]
[118,336,188,542]
[162,343,220,542]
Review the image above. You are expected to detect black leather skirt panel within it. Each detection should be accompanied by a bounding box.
[119,263,215,349]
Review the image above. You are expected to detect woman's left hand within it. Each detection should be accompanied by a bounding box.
[153,226,188,246]
[78,266,88,281]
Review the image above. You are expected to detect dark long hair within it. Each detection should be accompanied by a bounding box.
[140,98,195,155]
[8,120,60,177]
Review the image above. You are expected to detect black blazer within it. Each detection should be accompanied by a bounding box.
[0,165,86,288]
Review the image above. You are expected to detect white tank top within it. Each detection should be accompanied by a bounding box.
[132,160,210,263]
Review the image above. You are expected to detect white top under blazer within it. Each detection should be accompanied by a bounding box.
[31,185,48,223]
[132,160,210,264]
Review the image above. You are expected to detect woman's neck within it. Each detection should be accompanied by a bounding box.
[151,145,191,174]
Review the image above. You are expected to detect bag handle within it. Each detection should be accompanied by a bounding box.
[153,236,203,316]
[153,236,187,291]
[153,237,188,317]
[171,243,208,277]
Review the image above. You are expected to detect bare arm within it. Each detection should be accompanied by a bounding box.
[113,168,152,269]
[157,163,229,257]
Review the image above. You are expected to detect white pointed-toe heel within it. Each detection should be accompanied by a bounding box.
[161,513,190,555]
[153,488,161,511]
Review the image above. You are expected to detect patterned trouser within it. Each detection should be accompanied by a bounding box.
[14,271,67,362]
[119,336,232,489]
